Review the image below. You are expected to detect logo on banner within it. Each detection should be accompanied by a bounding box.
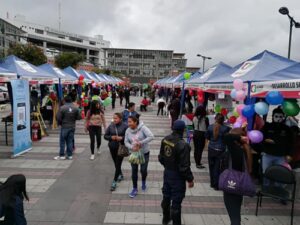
[231,60,259,78]
[16,60,37,73]
[251,84,257,93]
[53,67,66,77]
[200,67,216,80]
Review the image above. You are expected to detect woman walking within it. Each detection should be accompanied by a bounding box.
[223,128,252,225]
[125,116,154,198]
[193,105,209,169]
[85,100,107,160]
[0,174,29,225]
[104,113,128,191]
[205,113,230,190]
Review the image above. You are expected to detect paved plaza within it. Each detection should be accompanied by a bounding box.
[0,97,299,225]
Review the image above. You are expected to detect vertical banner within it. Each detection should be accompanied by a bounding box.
[11,79,32,156]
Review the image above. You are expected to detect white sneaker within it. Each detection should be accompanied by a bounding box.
[67,156,73,160]
[54,156,66,160]
[97,148,101,154]
[90,154,95,160]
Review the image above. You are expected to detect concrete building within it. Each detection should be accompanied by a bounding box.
[104,48,187,83]
[0,18,25,58]
[7,15,110,68]
[186,67,201,73]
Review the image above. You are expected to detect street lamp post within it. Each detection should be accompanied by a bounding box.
[196,54,212,73]
[279,7,300,59]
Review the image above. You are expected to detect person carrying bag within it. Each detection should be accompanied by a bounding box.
[220,128,254,225]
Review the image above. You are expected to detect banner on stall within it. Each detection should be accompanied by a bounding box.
[11,79,32,156]
[250,79,300,97]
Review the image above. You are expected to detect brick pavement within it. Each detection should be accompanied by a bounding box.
[0,97,299,225]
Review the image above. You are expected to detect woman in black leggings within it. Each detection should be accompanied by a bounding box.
[223,128,252,225]
[104,113,128,191]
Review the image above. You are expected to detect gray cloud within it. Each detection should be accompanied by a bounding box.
[1,0,300,69]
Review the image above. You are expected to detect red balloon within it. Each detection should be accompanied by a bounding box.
[229,116,237,124]
[79,75,84,80]
[221,108,228,116]
[197,90,204,103]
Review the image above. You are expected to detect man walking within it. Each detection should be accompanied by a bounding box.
[159,120,194,225]
[55,95,81,160]
[124,87,130,108]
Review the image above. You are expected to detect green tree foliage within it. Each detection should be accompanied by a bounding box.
[7,43,47,66]
[55,52,84,69]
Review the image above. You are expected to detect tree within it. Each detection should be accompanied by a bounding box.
[55,52,85,69]
[7,43,47,66]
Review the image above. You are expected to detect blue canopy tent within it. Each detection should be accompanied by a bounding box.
[0,66,17,82]
[38,64,77,100]
[0,55,54,81]
[89,72,106,83]
[186,62,232,89]
[78,70,95,83]
[204,50,297,88]
[63,66,81,79]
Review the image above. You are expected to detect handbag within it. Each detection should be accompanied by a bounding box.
[218,153,256,197]
[115,125,130,157]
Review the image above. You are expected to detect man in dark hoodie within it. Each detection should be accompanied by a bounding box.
[262,107,293,181]
[159,120,194,225]
[55,95,81,160]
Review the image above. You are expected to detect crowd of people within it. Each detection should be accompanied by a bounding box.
[1,85,299,225]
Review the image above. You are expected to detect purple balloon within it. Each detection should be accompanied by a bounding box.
[233,121,242,128]
[248,130,263,144]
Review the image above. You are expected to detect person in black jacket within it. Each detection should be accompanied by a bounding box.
[104,113,128,191]
[124,87,130,108]
[159,120,194,225]
[167,97,181,128]
[111,89,117,109]
[0,174,29,225]
[223,128,252,225]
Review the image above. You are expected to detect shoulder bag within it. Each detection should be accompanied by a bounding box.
[218,153,256,197]
[115,125,130,157]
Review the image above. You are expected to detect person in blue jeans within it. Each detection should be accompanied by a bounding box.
[55,95,81,160]
[125,115,154,198]
[0,174,29,225]
[261,107,293,185]
[205,113,230,190]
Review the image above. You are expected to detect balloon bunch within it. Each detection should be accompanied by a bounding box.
[214,104,228,117]
[230,79,246,102]
[184,72,191,80]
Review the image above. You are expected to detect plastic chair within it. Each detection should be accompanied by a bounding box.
[255,165,296,225]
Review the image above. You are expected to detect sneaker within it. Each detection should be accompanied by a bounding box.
[129,188,138,198]
[90,154,95,160]
[97,148,101,154]
[110,181,117,191]
[142,181,147,191]
[196,164,205,169]
[54,156,66,160]
[67,156,73,160]
[117,175,124,182]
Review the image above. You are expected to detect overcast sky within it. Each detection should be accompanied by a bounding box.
[1,0,300,69]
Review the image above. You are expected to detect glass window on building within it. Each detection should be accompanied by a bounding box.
[35,29,44,34]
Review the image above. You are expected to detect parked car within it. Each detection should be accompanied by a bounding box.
[0,86,9,103]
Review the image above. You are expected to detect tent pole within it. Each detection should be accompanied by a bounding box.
[179,81,185,119]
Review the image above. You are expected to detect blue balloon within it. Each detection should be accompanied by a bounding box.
[230,89,237,99]
[242,104,255,118]
[265,91,283,105]
[254,102,269,115]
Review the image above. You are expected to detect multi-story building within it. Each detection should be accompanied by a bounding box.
[0,18,25,58]
[104,48,187,83]
[7,15,110,68]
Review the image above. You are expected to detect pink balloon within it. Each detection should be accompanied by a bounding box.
[236,116,247,124]
[236,90,246,102]
[233,79,244,91]
[233,121,242,128]
[236,104,245,115]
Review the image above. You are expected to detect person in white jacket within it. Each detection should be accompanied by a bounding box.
[157,97,166,116]
[125,115,154,198]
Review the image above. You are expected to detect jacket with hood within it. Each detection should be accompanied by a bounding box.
[124,121,154,154]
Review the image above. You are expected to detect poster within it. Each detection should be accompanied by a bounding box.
[11,79,32,156]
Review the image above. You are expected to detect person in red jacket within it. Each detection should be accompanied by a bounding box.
[140,97,149,112]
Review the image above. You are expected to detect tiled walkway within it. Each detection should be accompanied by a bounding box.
[0,97,299,225]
